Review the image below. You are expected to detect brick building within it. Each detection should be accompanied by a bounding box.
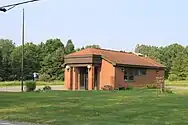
[64,48,165,90]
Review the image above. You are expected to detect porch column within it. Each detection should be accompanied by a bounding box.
[65,66,72,90]
[72,67,79,90]
[78,72,81,90]
[88,65,94,90]
[97,67,101,90]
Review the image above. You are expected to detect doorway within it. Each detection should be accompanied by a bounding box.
[80,67,88,90]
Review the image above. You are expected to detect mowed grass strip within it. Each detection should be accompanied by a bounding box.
[0,81,64,87]
[0,89,188,125]
[165,80,188,87]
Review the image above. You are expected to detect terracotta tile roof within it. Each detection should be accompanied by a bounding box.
[66,48,165,68]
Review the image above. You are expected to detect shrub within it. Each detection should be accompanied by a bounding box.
[43,86,51,91]
[126,84,133,90]
[102,85,113,91]
[164,88,173,94]
[147,84,158,89]
[35,89,42,93]
[39,74,50,82]
[118,87,126,90]
[168,74,178,81]
[25,81,36,92]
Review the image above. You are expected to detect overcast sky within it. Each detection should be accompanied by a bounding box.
[0,0,187,51]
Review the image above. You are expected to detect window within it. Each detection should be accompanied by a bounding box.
[124,68,135,81]
[124,68,147,81]
[138,69,146,76]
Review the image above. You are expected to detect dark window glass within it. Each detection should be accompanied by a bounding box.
[124,68,134,81]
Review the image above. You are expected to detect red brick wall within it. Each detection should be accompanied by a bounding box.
[115,67,165,88]
[64,67,73,90]
[99,59,115,89]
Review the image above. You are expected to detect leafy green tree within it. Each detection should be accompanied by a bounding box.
[170,52,188,80]
[65,39,75,55]
[40,47,65,80]
[42,39,64,57]
[11,43,41,80]
[0,49,3,80]
[0,39,15,80]
[76,44,101,51]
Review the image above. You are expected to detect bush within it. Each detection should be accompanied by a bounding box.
[39,74,50,82]
[43,86,51,91]
[35,89,42,93]
[147,84,158,89]
[168,74,178,81]
[126,84,133,90]
[165,88,173,94]
[118,87,126,90]
[25,81,36,92]
[102,85,113,91]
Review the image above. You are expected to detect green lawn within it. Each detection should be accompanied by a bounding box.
[0,81,64,87]
[165,80,188,87]
[0,89,188,125]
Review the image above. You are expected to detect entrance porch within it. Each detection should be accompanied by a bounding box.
[64,65,100,90]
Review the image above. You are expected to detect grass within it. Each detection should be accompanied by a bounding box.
[165,80,188,87]
[0,89,188,125]
[0,81,64,87]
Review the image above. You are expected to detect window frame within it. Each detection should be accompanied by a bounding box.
[124,68,147,82]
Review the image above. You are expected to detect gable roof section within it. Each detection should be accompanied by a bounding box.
[65,48,165,68]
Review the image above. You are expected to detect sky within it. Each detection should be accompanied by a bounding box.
[0,0,188,51]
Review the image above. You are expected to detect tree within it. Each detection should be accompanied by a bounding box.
[42,39,64,57]
[170,52,188,80]
[0,39,15,80]
[40,47,65,80]
[10,43,41,80]
[65,39,75,55]
[0,49,3,80]
[76,44,101,51]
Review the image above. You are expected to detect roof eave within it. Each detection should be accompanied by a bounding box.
[116,63,165,69]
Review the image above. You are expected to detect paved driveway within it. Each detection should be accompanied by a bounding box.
[0,85,64,92]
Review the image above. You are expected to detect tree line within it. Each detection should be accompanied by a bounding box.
[0,38,100,81]
[135,43,188,81]
[0,38,186,82]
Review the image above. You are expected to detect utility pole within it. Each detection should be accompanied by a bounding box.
[21,8,25,92]
[0,0,40,92]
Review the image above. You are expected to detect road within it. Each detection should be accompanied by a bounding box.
[0,85,64,92]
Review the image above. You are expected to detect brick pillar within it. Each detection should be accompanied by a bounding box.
[72,67,79,90]
[97,67,101,90]
[64,66,72,90]
[88,65,94,90]
[78,72,81,90]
